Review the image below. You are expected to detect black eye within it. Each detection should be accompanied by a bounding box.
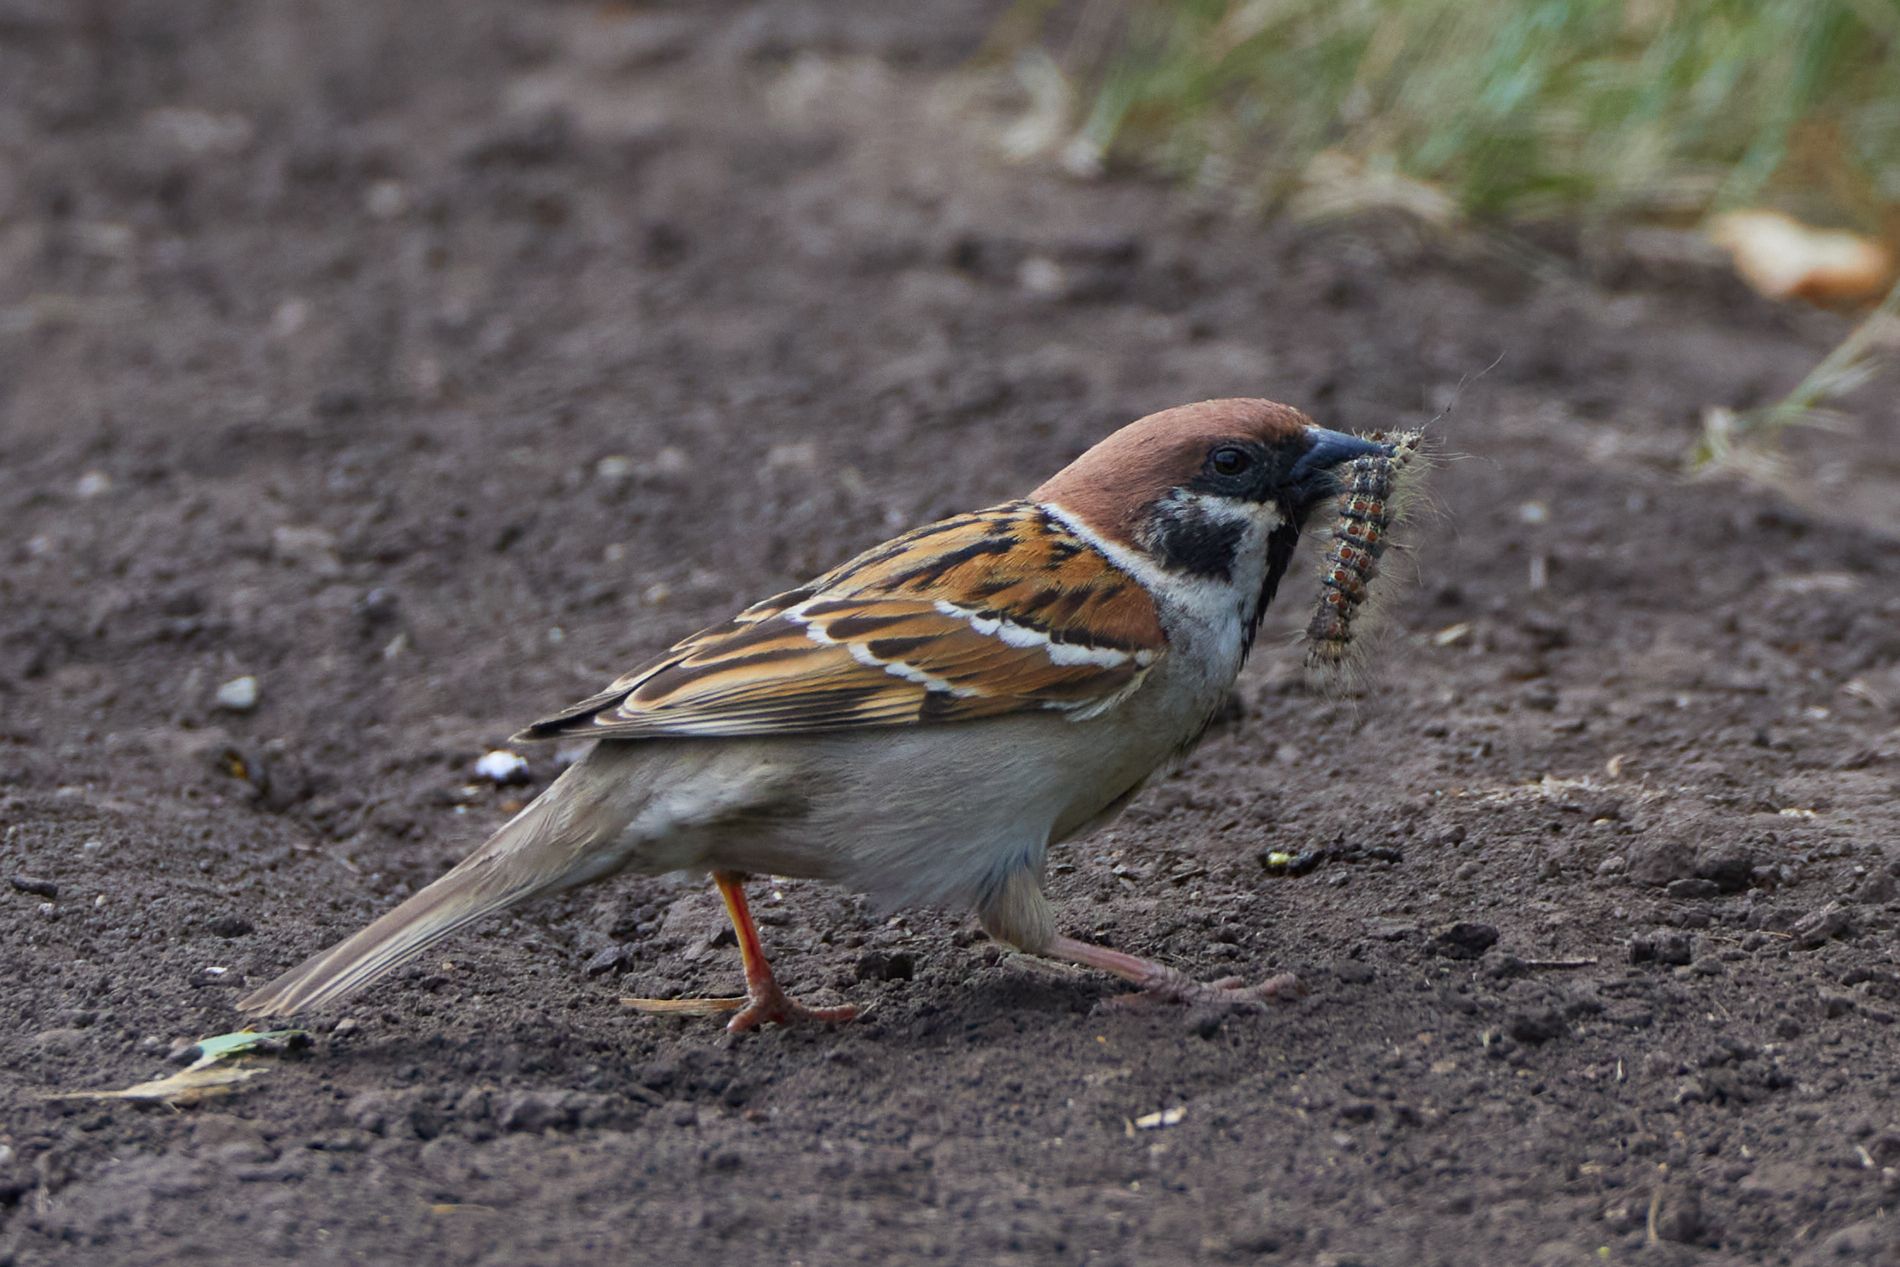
[1208,445,1254,478]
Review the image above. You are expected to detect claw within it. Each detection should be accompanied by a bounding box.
[622,872,859,1033]
[1100,970,1303,1012]
[726,994,859,1034]
[1042,933,1302,1013]
[623,990,857,1032]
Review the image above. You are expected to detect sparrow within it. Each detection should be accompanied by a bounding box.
[238,398,1391,1030]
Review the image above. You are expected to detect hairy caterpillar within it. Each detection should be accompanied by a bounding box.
[1303,429,1424,671]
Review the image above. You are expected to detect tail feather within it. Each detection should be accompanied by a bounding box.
[237,770,618,1016]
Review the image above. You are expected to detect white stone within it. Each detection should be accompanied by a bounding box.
[473,749,530,784]
[216,675,260,712]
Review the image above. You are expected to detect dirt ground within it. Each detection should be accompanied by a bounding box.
[3,3,1899,1265]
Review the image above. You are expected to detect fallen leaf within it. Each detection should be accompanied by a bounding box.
[51,1064,267,1107]
[1709,211,1893,305]
[47,1028,305,1107]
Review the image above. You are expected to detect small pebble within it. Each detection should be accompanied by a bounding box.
[75,470,113,498]
[474,749,530,784]
[269,297,309,337]
[1790,904,1853,949]
[1817,989,1856,1018]
[583,944,631,978]
[1630,931,1695,966]
[1017,256,1065,296]
[216,675,260,712]
[1188,1009,1226,1039]
[364,180,408,219]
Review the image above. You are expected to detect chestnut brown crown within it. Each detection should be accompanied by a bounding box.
[1032,398,1320,550]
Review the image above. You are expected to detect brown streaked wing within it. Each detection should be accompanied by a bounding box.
[514,501,1167,742]
[514,581,824,735]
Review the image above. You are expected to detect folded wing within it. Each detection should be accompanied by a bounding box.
[517,502,1167,741]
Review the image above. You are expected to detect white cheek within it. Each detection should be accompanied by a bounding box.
[1137,494,1282,625]
[1040,497,1281,676]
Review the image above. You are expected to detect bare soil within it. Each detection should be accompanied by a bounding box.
[3,4,1899,1265]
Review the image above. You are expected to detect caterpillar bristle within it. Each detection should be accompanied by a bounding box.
[1302,429,1426,678]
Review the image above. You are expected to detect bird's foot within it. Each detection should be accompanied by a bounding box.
[725,979,860,1034]
[621,870,859,1032]
[622,984,859,1033]
[1041,933,1302,1012]
[1100,967,1303,1012]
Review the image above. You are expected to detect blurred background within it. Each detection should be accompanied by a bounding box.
[1009,0,1899,233]
[998,0,1900,468]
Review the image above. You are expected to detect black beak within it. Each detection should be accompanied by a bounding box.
[1290,427,1391,502]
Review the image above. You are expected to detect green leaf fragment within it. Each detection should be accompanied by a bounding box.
[48,1028,308,1107]
[185,1028,305,1070]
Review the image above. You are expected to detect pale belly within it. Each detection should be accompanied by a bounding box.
[582,640,1235,912]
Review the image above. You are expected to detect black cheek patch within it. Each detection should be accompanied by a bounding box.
[1145,502,1246,581]
[1242,521,1304,660]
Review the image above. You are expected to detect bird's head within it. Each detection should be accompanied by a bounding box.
[1034,398,1389,590]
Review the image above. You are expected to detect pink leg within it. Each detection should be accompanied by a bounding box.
[1044,934,1302,1010]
